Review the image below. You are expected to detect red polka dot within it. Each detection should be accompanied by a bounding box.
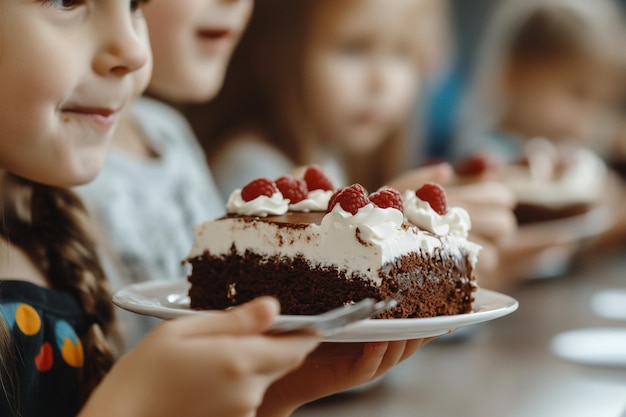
[35,342,53,372]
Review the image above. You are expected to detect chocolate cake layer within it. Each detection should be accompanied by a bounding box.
[187,246,475,318]
[514,202,591,224]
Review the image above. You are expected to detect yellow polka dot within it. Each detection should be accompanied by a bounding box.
[61,338,84,368]
[15,304,41,336]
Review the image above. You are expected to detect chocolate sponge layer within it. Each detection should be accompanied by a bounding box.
[188,246,475,318]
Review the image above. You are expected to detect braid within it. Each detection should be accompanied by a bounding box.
[0,173,117,405]
[0,315,18,417]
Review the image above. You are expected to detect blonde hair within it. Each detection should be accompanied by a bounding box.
[187,0,414,191]
[456,0,626,155]
[0,173,117,408]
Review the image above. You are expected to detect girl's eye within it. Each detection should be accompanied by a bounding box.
[338,40,370,59]
[42,0,84,10]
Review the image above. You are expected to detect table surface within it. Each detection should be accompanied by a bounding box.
[293,250,626,417]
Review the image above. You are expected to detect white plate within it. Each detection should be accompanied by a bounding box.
[551,327,626,367]
[112,280,519,342]
[591,289,626,321]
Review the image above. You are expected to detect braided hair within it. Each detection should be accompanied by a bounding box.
[0,173,117,406]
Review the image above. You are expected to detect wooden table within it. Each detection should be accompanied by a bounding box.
[293,251,626,417]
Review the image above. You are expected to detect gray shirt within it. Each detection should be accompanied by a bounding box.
[77,97,224,346]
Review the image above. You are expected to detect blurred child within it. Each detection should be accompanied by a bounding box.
[456,0,625,160]
[0,1,426,416]
[190,0,420,194]
[187,0,517,289]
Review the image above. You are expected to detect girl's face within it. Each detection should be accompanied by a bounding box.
[144,0,253,103]
[504,59,622,144]
[303,0,420,154]
[0,0,151,187]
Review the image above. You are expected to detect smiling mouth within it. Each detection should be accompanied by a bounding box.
[61,107,118,129]
[197,29,231,40]
[196,29,233,51]
[64,108,115,117]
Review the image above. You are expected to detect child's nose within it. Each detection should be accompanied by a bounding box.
[93,20,150,77]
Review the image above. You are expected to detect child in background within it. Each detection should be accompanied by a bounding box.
[0,1,427,416]
[189,0,420,194]
[456,0,625,160]
[187,0,517,290]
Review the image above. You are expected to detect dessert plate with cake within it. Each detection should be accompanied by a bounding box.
[114,167,518,341]
[113,280,518,342]
[456,139,617,279]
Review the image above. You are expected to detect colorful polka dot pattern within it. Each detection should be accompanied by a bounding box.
[0,302,84,371]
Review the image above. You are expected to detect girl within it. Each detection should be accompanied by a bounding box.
[0,1,380,416]
[456,0,625,160]
[189,0,421,194]
[187,0,518,289]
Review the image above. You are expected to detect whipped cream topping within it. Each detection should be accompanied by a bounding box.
[289,189,333,212]
[226,189,289,217]
[321,203,404,243]
[503,141,607,207]
[403,191,472,238]
[188,213,481,287]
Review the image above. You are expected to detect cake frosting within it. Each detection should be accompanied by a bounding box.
[186,167,480,318]
[502,138,606,209]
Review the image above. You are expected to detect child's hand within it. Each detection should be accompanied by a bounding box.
[446,181,517,244]
[446,181,518,289]
[80,297,321,417]
[257,338,432,417]
[387,162,455,192]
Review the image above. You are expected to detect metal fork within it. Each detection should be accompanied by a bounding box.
[267,297,399,336]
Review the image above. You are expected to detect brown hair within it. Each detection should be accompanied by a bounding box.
[507,1,625,68]
[186,0,413,191]
[0,173,117,407]
[0,316,18,416]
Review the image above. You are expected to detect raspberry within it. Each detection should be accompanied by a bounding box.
[275,176,308,204]
[303,165,334,191]
[369,188,403,212]
[327,188,343,212]
[456,154,496,177]
[327,184,369,215]
[241,178,278,202]
[415,183,447,215]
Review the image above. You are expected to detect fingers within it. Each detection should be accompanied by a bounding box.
[250,334,321,375]
[164,296,280,338]
[370,341,407,379]
[351,342,389,381]
[388,163,454,191]
[466,206,517,243]
[447,182,516,208]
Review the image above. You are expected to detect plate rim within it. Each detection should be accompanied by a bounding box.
[113,279,519,342]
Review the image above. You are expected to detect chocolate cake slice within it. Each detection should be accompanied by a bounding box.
[185,170,480,318]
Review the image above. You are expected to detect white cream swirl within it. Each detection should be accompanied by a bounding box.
[321,203,404,243]
[289,189,333,212]
[403,191,471,238]
[226,189,289,217]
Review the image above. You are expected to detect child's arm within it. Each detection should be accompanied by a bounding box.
[78,297,320,417]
